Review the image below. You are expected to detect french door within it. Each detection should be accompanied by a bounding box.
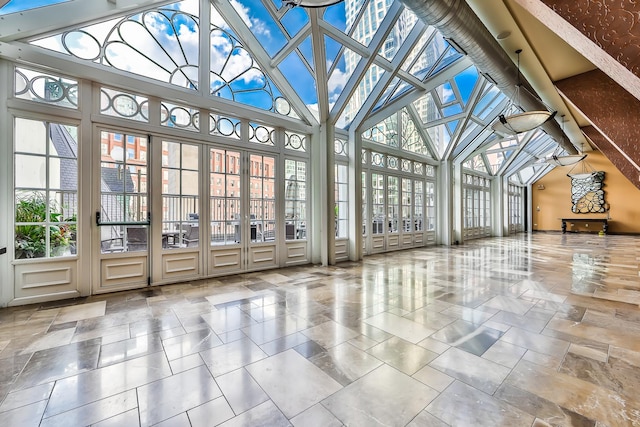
[364,171,427,255]
[96,129,151,292]
[95,129,281,293]
[208,148,278,274]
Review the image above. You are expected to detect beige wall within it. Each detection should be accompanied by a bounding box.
[532,151,640,234]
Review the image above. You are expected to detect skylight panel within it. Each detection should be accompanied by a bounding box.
[279,5,309,37]
[278,50,318,109]
[401,109,432,158]
[402,29,444,78]
[323,3,346,32]
[431,46,463,75]
[436,82,456,104]
[426,123,451,158]
[473,86,505,120]
[231,0,288,57]
[296,36,314,69]
[442,104,463,117]
[454,66,479,105]
[463,155,487,173]
[378,9,418,61]
[362,114,398,148]
[413,93,441,125]
[327,43,357,107]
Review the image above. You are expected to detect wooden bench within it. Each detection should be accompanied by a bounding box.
[561,218,608,234]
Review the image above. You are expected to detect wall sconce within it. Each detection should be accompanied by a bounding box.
[536,184,545,190]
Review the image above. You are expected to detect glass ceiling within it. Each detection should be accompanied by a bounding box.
[2,0,563,184]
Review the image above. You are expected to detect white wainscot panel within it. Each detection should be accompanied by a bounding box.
[14,259,78,303]
[425,231,436,244]
[387,235,399,249]
[334,239,348,261]
[414,233,424,246]
[402,234,412,246]
[285,241,308,266]
[371,236,385,252]
[100,256,147,291]
[249,245,277,269]
[209,248,242,275]
[163,251,200,280]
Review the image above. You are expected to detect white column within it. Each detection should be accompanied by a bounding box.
[492,175,505,237]
[438,160,457,245]
[78,78,93,296]
[310,123,330,266]
[348,127,362,261]
[0,60,11,307]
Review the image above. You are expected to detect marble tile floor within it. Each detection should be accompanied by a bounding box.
[1,233,640,426]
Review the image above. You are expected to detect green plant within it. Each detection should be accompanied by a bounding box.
[14,193,74,259]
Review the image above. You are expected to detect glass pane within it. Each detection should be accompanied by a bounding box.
[16,154,46,188]
[182,170,198,196]
[15,120,78,259]
[183,144,199,169]
[15,117,46,154]
[372,173,385,234]
[163,142,199,249]
[387,176,399,233]
[211,149,240,245]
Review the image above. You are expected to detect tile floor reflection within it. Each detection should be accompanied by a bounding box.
[1,233,640,426]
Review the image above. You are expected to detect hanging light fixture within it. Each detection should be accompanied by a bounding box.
[545,154,586,166]
[284,0,344,7]
[545,115,586,166]
[566,144,598,179]
[492,49,556,135]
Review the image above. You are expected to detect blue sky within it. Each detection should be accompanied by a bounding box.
[0,0,69,15]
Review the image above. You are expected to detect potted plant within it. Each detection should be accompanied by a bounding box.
[15,193,74,259]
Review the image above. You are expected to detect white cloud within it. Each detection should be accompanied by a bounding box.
[229,0,271,37]
[176,0,199,15]
[440,86,455,103]
[327,61,349,102]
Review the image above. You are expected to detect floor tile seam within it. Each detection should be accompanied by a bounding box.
[0,384,53,415]
[97,339,166,369]
[239,358,302,421]
[314,363,392,425]
[213,367,267,417]
[136,364,222,426]
[38,383,139,425]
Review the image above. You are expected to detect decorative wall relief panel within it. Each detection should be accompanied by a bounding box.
[570,171,606,213]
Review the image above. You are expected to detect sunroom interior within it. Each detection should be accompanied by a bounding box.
[1,0,639,307]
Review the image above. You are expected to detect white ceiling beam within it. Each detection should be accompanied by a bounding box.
[0,0,177,42]
[308,8,330,123]
[502,134,555,177]
[328,1,403,124]
[358,57,472,131]
[452,98,509,162]
[348,20,427,132]
[270,25,311,69]
[318,21,370,60]
[442,78,488,161]
[406,103,438,160]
